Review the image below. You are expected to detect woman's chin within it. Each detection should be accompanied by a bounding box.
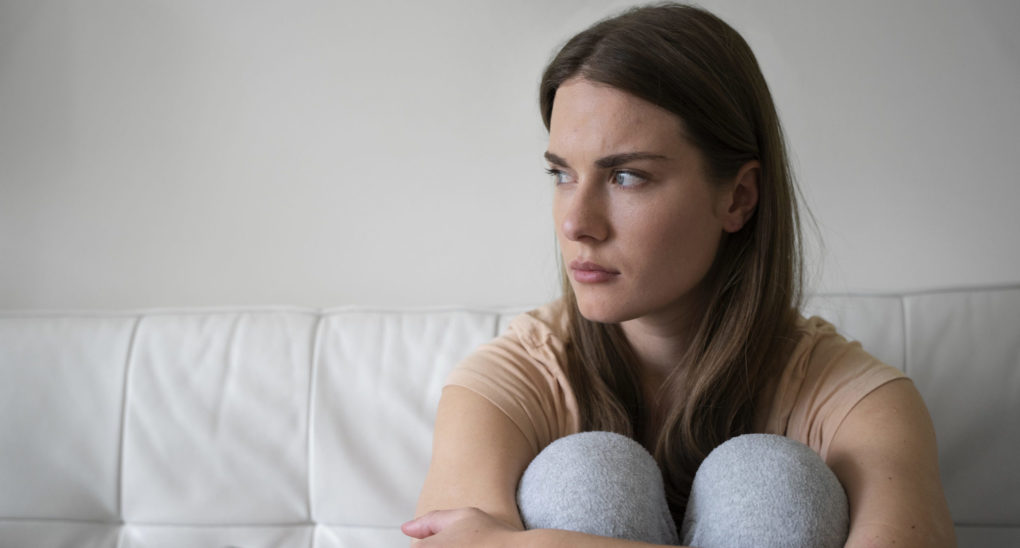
[575,299,633,325]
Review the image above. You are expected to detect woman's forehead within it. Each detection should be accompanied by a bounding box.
[548,79,689,162]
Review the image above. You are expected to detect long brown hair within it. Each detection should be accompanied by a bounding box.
[540,3,805,525]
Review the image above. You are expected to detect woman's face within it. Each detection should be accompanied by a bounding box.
[549,78,733,326]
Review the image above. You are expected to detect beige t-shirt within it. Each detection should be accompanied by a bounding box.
[445,299,907,462]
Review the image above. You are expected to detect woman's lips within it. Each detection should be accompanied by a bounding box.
[569,260,620,283]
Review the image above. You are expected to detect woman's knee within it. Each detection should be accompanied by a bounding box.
[517,431,678,545]
[682,433,849,548]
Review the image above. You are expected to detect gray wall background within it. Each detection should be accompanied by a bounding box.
[2,0,1018,310]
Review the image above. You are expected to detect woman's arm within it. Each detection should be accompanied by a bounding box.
[412,385,534,532]
[408,385,677,547]
[827,378,956,547]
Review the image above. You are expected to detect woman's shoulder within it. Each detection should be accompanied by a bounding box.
[763,314,908,459]
[457,297,572,384]
[505,298,571,349]
[785,314,900,371]
[444,298,579,453]
[789,315,903,378]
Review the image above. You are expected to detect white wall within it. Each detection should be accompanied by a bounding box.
[2,0,1018,309]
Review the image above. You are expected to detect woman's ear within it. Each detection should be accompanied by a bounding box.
[718,160,759,233]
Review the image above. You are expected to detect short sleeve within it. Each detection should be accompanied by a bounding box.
[444,304,579,454]
[772,317,908,461]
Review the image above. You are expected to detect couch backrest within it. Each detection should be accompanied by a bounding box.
[1,287,1018,547]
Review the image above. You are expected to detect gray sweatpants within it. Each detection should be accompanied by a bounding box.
[516,432,849,547]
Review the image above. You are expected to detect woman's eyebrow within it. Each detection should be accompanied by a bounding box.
[544,151,570,167]
[543,151,669,169]
[594,152,669,168]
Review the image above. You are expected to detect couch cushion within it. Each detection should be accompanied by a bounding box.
[0,314,135,521]
[802,293,906,370]
[121,311,316,524]
[119,524,313,548]
[905,288,1020,529]
[315,525,408,548]
[310,309,498,526]
[0,521,121,548]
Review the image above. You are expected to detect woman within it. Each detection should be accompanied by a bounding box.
[403,4,955,547]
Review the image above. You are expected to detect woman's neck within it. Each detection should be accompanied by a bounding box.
[621,318,691,380]
[619,291,706,380]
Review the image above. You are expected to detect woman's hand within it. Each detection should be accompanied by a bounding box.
[402,507,521,547]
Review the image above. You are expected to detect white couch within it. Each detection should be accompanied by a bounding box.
[1,286,1018,547]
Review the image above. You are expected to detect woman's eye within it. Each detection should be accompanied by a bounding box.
[612,171,645,187]
[546,168,572,185]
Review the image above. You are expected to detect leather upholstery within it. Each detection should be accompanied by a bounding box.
[1,288,1017,547]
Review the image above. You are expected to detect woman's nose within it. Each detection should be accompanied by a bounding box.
[560,181,609,243]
